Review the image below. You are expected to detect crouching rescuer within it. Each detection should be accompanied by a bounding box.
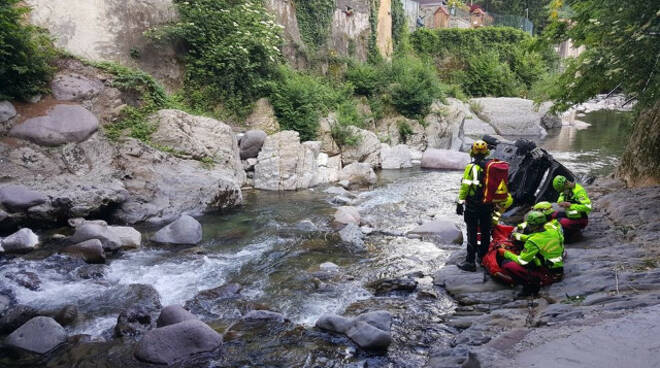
[552,175,592,240]
[456,140,510,272]
[499,211,565,297]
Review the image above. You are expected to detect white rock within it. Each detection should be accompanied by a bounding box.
[380,144,413,170]
[108,226,142,249]
[2,228,39,253]
[338,162,377,188]
[421,149,470,170]
[334,206,360,226]
[340,126,381,167]
[470,98,550,136]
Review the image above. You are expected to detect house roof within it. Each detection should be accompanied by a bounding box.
[434,5,449,15]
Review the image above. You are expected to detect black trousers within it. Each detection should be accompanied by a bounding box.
[464,203,493,263]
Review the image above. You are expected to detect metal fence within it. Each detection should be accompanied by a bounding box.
[412,5,535,35]
[490,13,534,35]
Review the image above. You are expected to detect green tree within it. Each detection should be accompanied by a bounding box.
[0,0,55,100]
[544,0,659,111]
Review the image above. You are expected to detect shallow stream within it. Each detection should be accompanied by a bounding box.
[0,109,630,367]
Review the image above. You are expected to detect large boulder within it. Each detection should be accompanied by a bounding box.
[150,110,244,173]
[108,226,142,249]
[409,218,464,245]
[156,305,197,328]
[245,98,279,134]
[425,100,465,150]
[470,98,551,136]
[380,144,412,170]
[151,215,202,245]
[340,126,381,167]
[134,319,222,365]
[69,222,122,251]
[5,316,66,354]
[239,130,268,160]
[253,131,320,191]
[9,104,99,146]
[339,223,366,252]
[338,162,377,188]
[1,228,39,253]
[0,100,17,123]
[314,154,342,185]
[51,72,104,101]
[64,239,106,264]
[0,185,48,212]
[0,305,38,335]
[421,149,470,170]
[317,113,341,156]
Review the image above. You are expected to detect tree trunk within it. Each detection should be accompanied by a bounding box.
[617,100,660,187]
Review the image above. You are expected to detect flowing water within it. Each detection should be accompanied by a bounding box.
[0,109,630,367]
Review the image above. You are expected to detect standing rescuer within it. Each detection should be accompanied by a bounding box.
[456,140,493,272]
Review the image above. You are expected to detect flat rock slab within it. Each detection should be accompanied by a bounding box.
[470,97,549,136]
[316,310,393,351]
[5,316,66,354]
[0,185,48,212]
[434,266,511,295]
[409,218,463,245]
[9,104,98,146]
[134,319,222,365]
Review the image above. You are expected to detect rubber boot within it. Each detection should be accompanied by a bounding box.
[517,284,540,298]
[457,261,477,272]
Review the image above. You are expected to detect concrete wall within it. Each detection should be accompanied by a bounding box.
[376,0,393,58]
[25,0,183,89]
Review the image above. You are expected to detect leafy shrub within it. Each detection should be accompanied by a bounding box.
[147,0,283,118]
[345,62,386,97]
[331,124,361,147]
[294,0,335,49]
[268,67,348,141]
[398,120,414,143]
[0,0,56,100]
[455,50,520,97]
[390,55,445,119]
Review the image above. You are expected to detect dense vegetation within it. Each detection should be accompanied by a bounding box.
[411,27,557,98]
[0,0,56,100]
[472,0,553,33]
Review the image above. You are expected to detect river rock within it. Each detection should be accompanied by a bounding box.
[469,98,550,136]
[239,130,268,159]
[409,219,463,245]
[254,131,320,191]
[541,110,562,129]
[1,228,39,253]
[381,144,413,169]
[367,277,418,295]
[243,310,288,323]
[315,154,342,185]
[316,310,392,351]
[5,271,41,291]
[334,206,360,226]
[64,239,106,264]
[52,305,79,326]
[421,149,470,170]
[315,314,353,333]
[69,222,121,251]
[0,185,48,212]
[341,126,381,167]
[0,100,17,123]
[5,316,66,354]
[0,305,38,334]
[338,162,377,188]
[151,215,202,245]
[51,72,104,101]
[9,104,99,146]
[425,101,464,150]
[317,113,341,156]
[339,223,365,252]
[108,226,141,249]
[245,98,279,134]
[156,305,197,327]
[115,305,156,337]
[134,319,222,365]
[150,110,244,170]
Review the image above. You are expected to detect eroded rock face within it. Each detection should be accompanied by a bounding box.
[340,126,381,167]
[134,319,222,365]
[9,105,99,146]
[338,162,377,188]
[51,72,104,101]
[380,144,413,170]
[245,98,279,134]
[5,316,66,354]
[0,100,17,123]
[317,114,341,156]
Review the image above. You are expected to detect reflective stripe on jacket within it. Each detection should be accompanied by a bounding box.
[504,224,565,269]
[558,183,592,219]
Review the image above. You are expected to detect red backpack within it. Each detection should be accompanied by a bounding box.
[482,159,509,204]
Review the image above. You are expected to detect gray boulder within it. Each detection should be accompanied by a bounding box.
[409,218,464,245]
[316,310,392,351]
[134,319,222,365]
[339,223,365,252]
[470,97,550,136]
[51,73,104,101]
[0,185,48,212]
[156,305,197,327]
[380,144,413,170]
[334,206,360,226]
[421,149,470,170]
[108,226,142,249]
[9,104,99,146]
[239,130,268,159]
[0,305,38,334]
[1,228,39,253]
[64,239,106,264]
[346,321,392,350]
[5,316,66,354]
[114,305,156,338]
[151,215,202,245]
[338,162,377,188]
[0,100,17,123]
[341,126,381,167]
[315,314,353,333]
[69,222,121,251]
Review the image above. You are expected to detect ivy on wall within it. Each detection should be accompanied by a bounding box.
[294,0,336,49]
[391,0,406,51]
[367,0,382,63]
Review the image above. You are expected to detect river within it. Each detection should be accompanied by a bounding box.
[0,109,630,367]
